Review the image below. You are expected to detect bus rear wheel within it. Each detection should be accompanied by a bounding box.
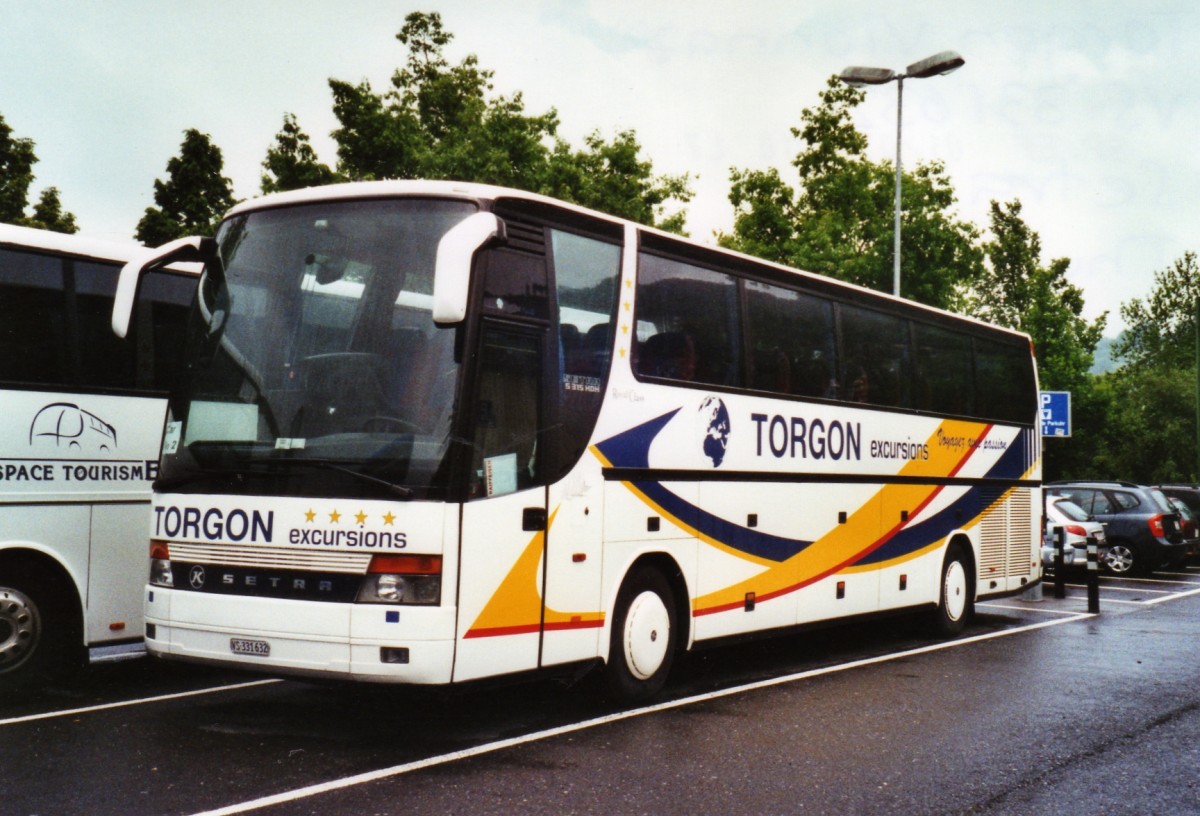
[605,567,677,703]
[930,544,973,637]
[0,570,75,687]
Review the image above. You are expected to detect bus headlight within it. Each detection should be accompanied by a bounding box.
[356,554,442,605]
[149,541,173,587]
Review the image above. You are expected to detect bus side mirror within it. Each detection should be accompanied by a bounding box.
[112,236,217,338]
[432,212,506,325]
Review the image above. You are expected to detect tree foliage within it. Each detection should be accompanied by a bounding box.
[720,77,981,310]
[136,129,236,247]
[325,12,689,230]
[261,113,340,194]
[963,200,1107,479]
[0,113,78,233]
[1090,251,1200,482]
[1115,251,1200,371]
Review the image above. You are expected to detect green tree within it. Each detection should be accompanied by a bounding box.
[545,130,692,231]
[1,113,78,233]
[1115,251,1200,371]
[261,113,340,194]
[25,187,78,233]
[1096,251,1200,482]
[327,11,689,230]
[136,129,236,247]
[720,77,982,310]
[963,200,1107,479]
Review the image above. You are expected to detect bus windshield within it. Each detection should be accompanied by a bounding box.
[160,197,477,500]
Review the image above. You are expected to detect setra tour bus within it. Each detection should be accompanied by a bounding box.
[112,181,1041,701]
[0,223,196,686]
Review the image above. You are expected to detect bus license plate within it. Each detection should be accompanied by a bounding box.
[230,638,270,657]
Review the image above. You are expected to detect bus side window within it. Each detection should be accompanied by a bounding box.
[634,252,740,387]
[744,279,836,399]
[0,248,69,386]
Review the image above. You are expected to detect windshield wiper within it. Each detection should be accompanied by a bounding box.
[285,460,414,499]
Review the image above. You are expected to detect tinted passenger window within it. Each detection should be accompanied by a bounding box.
[635,253,740,387]
[839,305,912,408]
[551,229,621,480]
[0,248,67,385]
[1112,492,1139,511]
[975,337,1036,425]
[745,280,836,398]
[0,248,194,393]
[914,322,972,416]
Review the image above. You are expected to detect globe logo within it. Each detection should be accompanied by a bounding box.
[699,397,731,467]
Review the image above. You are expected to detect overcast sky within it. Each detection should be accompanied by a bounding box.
[4,1,1197,335]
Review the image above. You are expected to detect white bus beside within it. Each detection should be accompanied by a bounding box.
[0,224,195,686]
[116,181,1041,701]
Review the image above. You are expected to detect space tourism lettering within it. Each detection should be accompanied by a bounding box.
[0,459,158,482]
[750,413,862,461]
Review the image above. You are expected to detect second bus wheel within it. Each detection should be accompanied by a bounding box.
[0,566,79,689]
[605,567,678,703]
[929,543,973,637]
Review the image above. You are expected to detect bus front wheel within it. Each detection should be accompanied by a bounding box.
[0,569,75,687]
[605,567,677,703]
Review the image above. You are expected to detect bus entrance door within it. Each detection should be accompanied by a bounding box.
[453,326,547,682]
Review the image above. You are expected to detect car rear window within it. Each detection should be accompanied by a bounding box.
[1149,489,1176,513]
[1053,500,1089,522]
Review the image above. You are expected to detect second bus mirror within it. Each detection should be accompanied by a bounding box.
[112,236,217,338]
[432,212,506,325]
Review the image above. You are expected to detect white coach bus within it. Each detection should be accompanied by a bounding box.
[0,224,195,686]
[114,181,1041,701]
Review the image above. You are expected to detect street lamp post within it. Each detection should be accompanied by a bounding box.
[838,51,965,299]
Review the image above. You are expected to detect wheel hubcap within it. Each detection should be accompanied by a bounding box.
[0,588,39,673]
[623,590,670,681]
[1105,546,1134,574]
[943,561,967,622]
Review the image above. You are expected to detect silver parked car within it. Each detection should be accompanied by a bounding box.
[1043,498,1108,570]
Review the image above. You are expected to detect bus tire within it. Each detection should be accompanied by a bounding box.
[605,567,677,703]
[0,567,76,687]
[930,544,973,637]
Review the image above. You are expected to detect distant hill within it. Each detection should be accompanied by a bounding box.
[1090,335,1122,375]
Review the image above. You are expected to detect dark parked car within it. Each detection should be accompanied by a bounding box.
[1044,482,1190,575]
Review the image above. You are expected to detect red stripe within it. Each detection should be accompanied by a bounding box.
[464,618,604,639]
[696,428,994,618]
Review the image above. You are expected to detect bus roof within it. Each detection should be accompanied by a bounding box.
[0,222,143,264]
[0,222,201,276]
[223,179,1031,345]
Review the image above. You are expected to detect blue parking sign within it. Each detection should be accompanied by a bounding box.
[1040,391,1071,437]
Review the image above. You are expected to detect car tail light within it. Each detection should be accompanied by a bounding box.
[1149,514,1167,537]
[1065,524,1087,536]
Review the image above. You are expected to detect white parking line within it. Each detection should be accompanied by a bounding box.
[1144,585,1200,605]
[1068,584,1172,595]
[0,679,282,727]
[977,603,1085,615]
[185,613,1094,816]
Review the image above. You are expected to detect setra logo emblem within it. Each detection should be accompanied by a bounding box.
[189,565,207,589]
[699,396,731,467]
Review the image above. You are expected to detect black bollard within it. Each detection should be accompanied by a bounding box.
[1053,525,1066,599]
[1086,536,1100,613]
